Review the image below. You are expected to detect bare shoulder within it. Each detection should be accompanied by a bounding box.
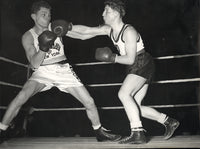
[21,30,35,52]
[22,30,34,45]
[125,25,137,35]
[123,25,138,39]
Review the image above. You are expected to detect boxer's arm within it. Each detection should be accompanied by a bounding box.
[66,31,97,40]
[67,25,111,40]
[115,26,137,65]
[22,31,46,69]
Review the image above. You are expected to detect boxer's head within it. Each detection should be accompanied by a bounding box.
[30,0,51,27]
[31,0,51,14]
[104,0,126,18]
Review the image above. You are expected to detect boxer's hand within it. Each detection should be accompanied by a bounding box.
[38,30,57,52]
[95,47,116,63]
[51,20,73,37]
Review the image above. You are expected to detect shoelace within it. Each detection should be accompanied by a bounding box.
[120,132,134,142]
[120,128,147,142]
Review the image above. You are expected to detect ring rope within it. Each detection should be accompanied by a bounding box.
[1,52,199,67]
[1,77,200,89]
[75,53,200,66]
[75,61,112,66]
[154,53,200,60]
[0,81,23,88]
[0,55,199,113]
[87,78,200,87]
[154,78,200,84]
[0,57,28,68]
[0,103,200,111]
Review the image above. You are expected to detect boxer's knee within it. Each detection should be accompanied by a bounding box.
[118,89,132,102]
[135,97,142,106]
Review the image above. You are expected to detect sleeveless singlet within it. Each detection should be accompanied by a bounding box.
[29,28,67,65]
[110,24,144,56]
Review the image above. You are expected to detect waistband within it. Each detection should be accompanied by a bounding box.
[40,59,69,66]
[41,55,67,65]
[57,59,69,64]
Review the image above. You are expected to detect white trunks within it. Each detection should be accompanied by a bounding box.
[29,63,83,93]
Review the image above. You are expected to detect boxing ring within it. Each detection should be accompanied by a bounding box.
[0,52,200,148]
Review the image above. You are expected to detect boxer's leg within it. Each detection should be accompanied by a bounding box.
[118,74,146,144]
[0,80,45,143]
[67,86,101,127]
[64,86,121,141]
[0,80,45,128]
[135,84,180,140]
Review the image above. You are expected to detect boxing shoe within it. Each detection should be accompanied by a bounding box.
[119,128,146,144]
[0,130,7,144]
[0,122,20,144]
[95,126,121,142]
[163,117,180,140]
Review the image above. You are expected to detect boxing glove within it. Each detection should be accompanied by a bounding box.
[95,47,116,63]
[38,30,57,52]
[51,20,73,37]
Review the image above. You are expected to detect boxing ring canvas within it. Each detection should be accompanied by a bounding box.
[1,0,200,148]
[1,135,200,149]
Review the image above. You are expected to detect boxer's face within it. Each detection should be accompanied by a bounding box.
[102,5,117,25]
[33,7,51,28]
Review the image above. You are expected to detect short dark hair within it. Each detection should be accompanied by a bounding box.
[31,0,51,14]
[104,0,126,17]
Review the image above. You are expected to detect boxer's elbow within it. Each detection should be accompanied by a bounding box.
[126,58,135,65]
[29,56,43,69]
[30,61,40,69]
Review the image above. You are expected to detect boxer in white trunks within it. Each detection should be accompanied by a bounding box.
[0,0,121,143]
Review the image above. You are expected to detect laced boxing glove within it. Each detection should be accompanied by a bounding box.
[51,20,73,37]
[95,47,117,63]
[38,30,57,52]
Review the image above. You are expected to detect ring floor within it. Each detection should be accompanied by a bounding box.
[0,135,200,149]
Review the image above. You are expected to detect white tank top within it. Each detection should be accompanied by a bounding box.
[29,28,67,65]
[110,24,144,56]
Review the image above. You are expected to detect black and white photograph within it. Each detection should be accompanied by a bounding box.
[0,0,200,148]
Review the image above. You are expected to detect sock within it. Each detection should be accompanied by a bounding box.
[130,121,142,130]
[0,122,8,131]
[92,124,101,130]
[157,113,167,124]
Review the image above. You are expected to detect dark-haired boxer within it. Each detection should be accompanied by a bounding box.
[0,0,121,143]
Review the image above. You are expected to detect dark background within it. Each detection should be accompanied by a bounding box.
[0,0,200,137]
